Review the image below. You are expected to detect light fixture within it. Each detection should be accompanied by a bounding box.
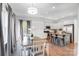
[27,7,38,15]
[52,6,55,9]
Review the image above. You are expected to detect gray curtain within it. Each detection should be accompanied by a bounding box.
[0,3,5,56]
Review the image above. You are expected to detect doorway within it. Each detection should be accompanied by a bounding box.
[20,20,31,56]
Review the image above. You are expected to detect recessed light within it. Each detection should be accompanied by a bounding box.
[52,6,55,9]
[27,7,38,15]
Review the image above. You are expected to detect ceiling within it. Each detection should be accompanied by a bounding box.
[9,3,79,20]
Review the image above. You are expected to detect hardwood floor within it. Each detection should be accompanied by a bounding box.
[45,42,76,56]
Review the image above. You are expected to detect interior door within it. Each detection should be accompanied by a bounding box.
[64,24,74,43]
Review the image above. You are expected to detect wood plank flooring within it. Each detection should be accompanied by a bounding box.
[45,42,76,56]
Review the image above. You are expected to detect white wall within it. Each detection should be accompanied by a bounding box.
[31,17,54,38]
[31,20,44,38]
[77,7,79,55]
